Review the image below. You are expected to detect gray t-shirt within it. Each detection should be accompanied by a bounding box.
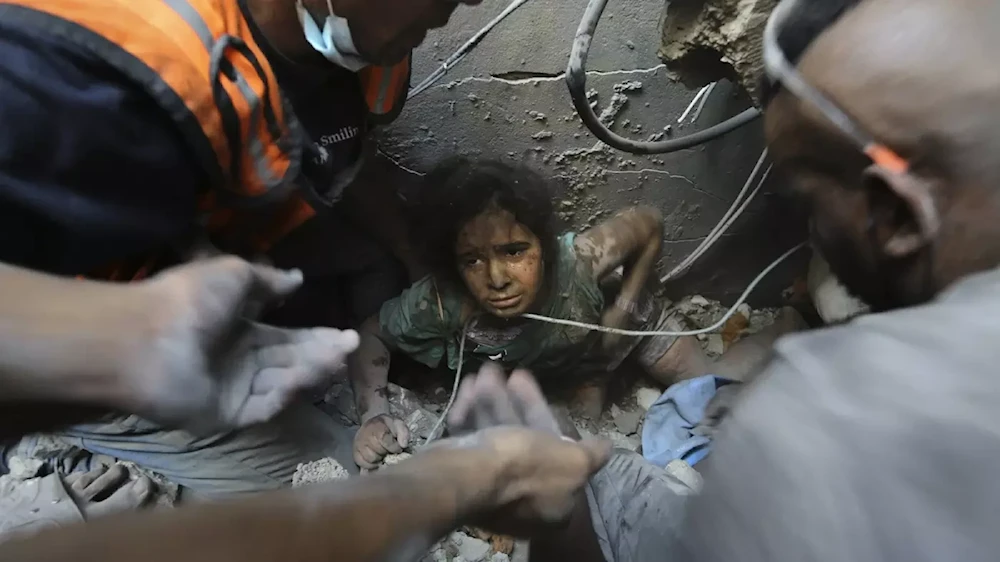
[589,267,1000,562]
[681,267,1000,562]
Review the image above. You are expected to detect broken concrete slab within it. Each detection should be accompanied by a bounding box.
[659,0,776,103]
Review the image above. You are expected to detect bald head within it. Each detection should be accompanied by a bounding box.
[765,0,1000,311]
[795,0,1000,179]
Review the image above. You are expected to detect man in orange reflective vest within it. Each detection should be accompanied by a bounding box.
[0,0,480,500]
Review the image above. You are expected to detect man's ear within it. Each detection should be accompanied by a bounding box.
[862,164,940,258]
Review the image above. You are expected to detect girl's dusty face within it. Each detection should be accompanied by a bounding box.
[455,206,544,319]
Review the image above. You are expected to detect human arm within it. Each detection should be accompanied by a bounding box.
[575,207,664,348]
[350,316,410,468]
[0,407,608,562]
[0,257,360,439]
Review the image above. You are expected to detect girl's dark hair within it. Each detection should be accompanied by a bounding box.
[409,157,560,289]
[759,0,862,104]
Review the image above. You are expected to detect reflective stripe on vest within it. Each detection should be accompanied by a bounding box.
[360,56,411,123]
[0,0,303,208]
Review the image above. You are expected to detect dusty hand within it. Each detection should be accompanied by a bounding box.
[441,364,611,534]
[353,414,410,469]
[65,466,152,520]
[126,256,360,432]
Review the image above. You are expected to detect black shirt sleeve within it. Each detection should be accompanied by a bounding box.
[0,25,206,276]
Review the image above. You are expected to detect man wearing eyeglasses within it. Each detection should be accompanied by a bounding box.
[501,1,1000,561]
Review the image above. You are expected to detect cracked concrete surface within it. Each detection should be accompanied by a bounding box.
[377,0,805,304]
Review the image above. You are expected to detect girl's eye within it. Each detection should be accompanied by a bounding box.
[463,257,483,268]
[506,248,525,257]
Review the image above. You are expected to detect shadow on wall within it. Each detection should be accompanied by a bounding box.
[373,0,807,306]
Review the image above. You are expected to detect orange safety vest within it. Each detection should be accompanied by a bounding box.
[0,0,410,279]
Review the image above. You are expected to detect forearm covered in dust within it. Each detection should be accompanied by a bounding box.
[0,448,494,562]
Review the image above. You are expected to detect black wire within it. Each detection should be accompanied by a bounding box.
[566,0,762,155]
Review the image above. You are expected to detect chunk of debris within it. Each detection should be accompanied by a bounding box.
[689,295,710,307]
[598,93,629,126]
[527,110,547,121]
[613,80,643,93]
[292,458,349,487]
[635,386,662,411]
[706,334,725,356]
[613,408,643,435]
[452,532,492,562]
[658,0,776,103]
[531,130,554,140]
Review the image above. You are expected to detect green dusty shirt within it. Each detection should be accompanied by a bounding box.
[378,233,607,377]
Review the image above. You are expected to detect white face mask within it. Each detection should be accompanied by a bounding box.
[295,0,368,71]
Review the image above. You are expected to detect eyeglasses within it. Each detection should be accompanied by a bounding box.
[763,0,909,174]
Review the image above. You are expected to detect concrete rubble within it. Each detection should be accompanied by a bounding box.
[658,0,777,103]
[292,458,349,488]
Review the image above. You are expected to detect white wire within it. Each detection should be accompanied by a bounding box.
[689,82,717,123]
[526,242,806,337]
[671,164,772,279]
[677,83,712,123]
[409,0,533,100]
[423,319,472,445]
[661,148,769,283]
[423,243,804,445]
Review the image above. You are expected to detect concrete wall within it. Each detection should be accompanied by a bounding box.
[377,0,807,305]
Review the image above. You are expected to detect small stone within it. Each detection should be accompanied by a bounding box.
[613,409,643,435]
[457,534,491,562]
[706,334,725,356]
[635,387,662,411]
[609,404,623,418]
[626,40,635,50]
[689,295,710,307]
[491,554,511,562]
[531,130,554,140]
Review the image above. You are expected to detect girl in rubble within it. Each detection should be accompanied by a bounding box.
[349,157,797,468]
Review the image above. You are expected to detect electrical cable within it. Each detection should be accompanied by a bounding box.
[677,83,712,124]
[566,0,761,155]
[425,243,805,446]
[690,81,717,123]
[409,0,533,99]
[661,149,771,283]
[527,242,806,337]
[424,318,472,444]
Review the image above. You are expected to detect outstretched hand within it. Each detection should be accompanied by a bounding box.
[127,256,360,432]
[436,363,611,535]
